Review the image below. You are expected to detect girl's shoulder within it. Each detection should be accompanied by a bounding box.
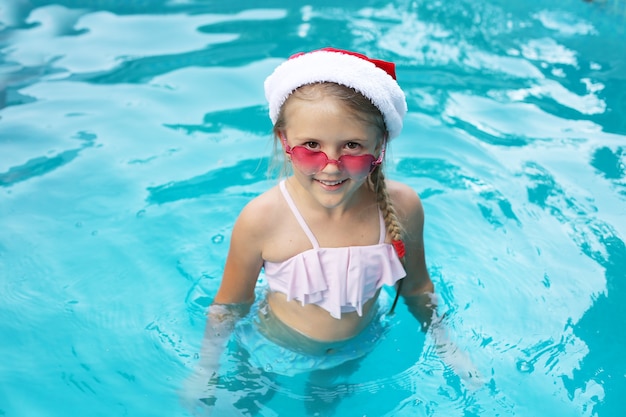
[235,184,285,234]
[385,179,422,207]
[384,179,425,223]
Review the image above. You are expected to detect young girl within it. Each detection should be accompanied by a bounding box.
[185,47,473,414]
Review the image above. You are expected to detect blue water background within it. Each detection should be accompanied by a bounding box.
[1,0,625,416]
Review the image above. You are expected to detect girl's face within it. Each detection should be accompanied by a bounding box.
[281,93,383,209]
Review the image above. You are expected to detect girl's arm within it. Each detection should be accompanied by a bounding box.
[391,182,481,386]
[197,200,264,370]
[388,181,435,323]
[183,200,265,411]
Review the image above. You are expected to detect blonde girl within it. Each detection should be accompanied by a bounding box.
[184,48,477,414]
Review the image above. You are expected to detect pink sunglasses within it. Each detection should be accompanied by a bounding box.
[280,133,385,177]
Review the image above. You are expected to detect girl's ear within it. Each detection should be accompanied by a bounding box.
[277,131,287,149]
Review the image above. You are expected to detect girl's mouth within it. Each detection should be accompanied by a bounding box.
[315,178,347,187]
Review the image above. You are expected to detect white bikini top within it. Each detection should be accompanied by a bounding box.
[263,180,406,319]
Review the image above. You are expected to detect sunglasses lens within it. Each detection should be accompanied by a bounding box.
[291,147,328,175]
[340,155,375,176]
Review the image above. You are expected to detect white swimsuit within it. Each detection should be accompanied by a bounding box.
[263,180,406,319]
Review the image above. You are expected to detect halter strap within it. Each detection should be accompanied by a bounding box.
[279,180,320,248]
[279,180,387,248]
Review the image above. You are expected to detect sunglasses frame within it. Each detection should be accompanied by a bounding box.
[279,132,386,177]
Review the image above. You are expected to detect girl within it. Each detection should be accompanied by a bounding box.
[185,48,474,414]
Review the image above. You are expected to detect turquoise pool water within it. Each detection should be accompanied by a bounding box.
[1,0,625,416]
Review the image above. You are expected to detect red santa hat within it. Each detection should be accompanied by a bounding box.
[264,47,407,139]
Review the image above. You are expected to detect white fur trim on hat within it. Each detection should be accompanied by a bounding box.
[264,49,407,139]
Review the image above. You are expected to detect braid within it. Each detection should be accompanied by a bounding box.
[370,167,404,251]
[370,166,406,313]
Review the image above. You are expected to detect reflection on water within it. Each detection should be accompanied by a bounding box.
[146,158,269,204]
[0,145,85,186]
[591,146,625,181]
[0,130,96,187]
[523,156,625,415]
[164,105,271,136]
[568,234,626,416]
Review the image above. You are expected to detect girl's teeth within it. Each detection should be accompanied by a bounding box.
[319,179,344,186]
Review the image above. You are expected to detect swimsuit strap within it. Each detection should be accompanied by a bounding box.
[279,180,386,247]
[377,208,386,245]
[279,180,320,248]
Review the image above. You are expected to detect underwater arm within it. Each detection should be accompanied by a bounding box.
[184,302,251,412]
[393,182,482,387]
[183,202,264,411]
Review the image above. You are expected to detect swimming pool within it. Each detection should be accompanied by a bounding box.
[1,0,625,415]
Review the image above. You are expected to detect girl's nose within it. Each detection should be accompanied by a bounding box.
[323,147,343,162]
[320,148,343,173]
[320,157,342,173]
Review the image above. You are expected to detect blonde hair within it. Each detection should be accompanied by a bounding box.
[272,82,405,255]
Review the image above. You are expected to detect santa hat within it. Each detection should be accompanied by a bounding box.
[264,47,407,139]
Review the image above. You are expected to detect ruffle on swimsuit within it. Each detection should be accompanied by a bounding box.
[263,180,406,319]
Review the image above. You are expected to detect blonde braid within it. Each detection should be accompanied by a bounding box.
[370,168,403,250]
[370,166,406,313]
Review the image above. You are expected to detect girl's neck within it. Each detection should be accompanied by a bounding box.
[285,176,376,221]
